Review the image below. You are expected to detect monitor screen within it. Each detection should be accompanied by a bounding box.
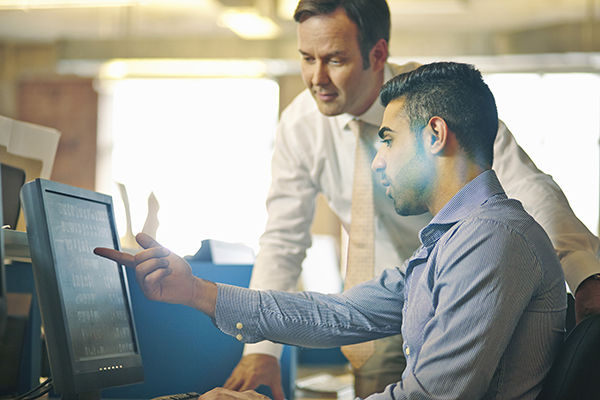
[21,179,143,400]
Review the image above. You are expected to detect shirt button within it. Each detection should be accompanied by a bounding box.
[236,334,243,341]
[236,323,243,329]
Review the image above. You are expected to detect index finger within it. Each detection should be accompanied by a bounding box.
[94,247,135,268]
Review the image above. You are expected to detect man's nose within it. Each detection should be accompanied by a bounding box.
[312,62,330,86]
[372,150,386,172]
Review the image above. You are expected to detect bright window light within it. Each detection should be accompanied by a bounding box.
[485,73,600,235]
[104,78,278,257]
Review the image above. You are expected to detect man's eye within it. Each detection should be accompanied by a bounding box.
[381,139,392,147]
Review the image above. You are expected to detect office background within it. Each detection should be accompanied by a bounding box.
[0,0,598,264]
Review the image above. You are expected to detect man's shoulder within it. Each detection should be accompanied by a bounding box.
[460,196,560,263]
[468,196,536,233]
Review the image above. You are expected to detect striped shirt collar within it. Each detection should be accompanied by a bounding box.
[420,169,506,246]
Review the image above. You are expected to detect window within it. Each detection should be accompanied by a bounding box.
[485,73,600,235]
[100,78,279,256]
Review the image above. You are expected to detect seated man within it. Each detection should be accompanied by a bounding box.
[96,62,567,399]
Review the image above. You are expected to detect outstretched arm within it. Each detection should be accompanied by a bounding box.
[94,232,218,317]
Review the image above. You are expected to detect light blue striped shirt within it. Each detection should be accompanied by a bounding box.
[215,170,567,399]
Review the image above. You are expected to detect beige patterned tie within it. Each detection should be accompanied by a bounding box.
[341,119,376,370]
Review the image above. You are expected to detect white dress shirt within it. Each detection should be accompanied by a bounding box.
[243,62,600,359]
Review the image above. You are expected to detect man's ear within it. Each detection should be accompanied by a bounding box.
[369,39,388,72]
[423,116,449,155]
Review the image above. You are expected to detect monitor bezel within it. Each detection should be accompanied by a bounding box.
[21,178,144,396]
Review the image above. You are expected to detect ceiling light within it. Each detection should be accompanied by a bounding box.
[218,8,281,40]
[277,0,296,20]
[0,0,144,10]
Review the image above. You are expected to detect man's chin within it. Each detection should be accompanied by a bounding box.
[393,201,428,217]
[314,99,344,116]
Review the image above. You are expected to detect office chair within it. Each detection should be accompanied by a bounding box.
[536,313,600,400]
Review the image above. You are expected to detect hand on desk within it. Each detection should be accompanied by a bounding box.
[94,232,217,317]
[200,388,270,400]
[224,354,285,400]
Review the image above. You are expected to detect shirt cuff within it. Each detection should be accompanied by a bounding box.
[214,283,262,343]
[562,250,600,294]
[242,342,284,359]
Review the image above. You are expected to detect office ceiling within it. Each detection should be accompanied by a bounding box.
[0,0,596,43]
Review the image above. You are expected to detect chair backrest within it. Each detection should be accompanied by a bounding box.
[536,313,600,400]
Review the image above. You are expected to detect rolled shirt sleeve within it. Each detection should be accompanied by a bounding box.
[215,269,405,349]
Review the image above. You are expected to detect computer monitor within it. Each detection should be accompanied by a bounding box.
[21,178,144,400]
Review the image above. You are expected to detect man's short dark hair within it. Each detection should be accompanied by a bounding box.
[294,0,390,70]
[380,62,499,168]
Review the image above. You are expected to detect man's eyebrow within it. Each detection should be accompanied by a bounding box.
[298,49,346,57]
[379,127,392,139]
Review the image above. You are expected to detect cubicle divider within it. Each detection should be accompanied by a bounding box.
[102,261,297,400]
[3,261,43,396]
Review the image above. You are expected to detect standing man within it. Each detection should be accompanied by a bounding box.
[224,1,600,399]
[94,61,569,400]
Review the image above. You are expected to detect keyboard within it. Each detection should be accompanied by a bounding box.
[150,392,201,400]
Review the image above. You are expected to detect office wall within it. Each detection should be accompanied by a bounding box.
[0,43,98,190]
[0,43,57,119]
[18,76,98,191]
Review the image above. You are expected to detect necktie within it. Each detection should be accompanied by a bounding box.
[341,119,376,370]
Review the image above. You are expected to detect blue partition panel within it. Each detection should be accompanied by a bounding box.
[3,261,43,396]
[103,262,296,400]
